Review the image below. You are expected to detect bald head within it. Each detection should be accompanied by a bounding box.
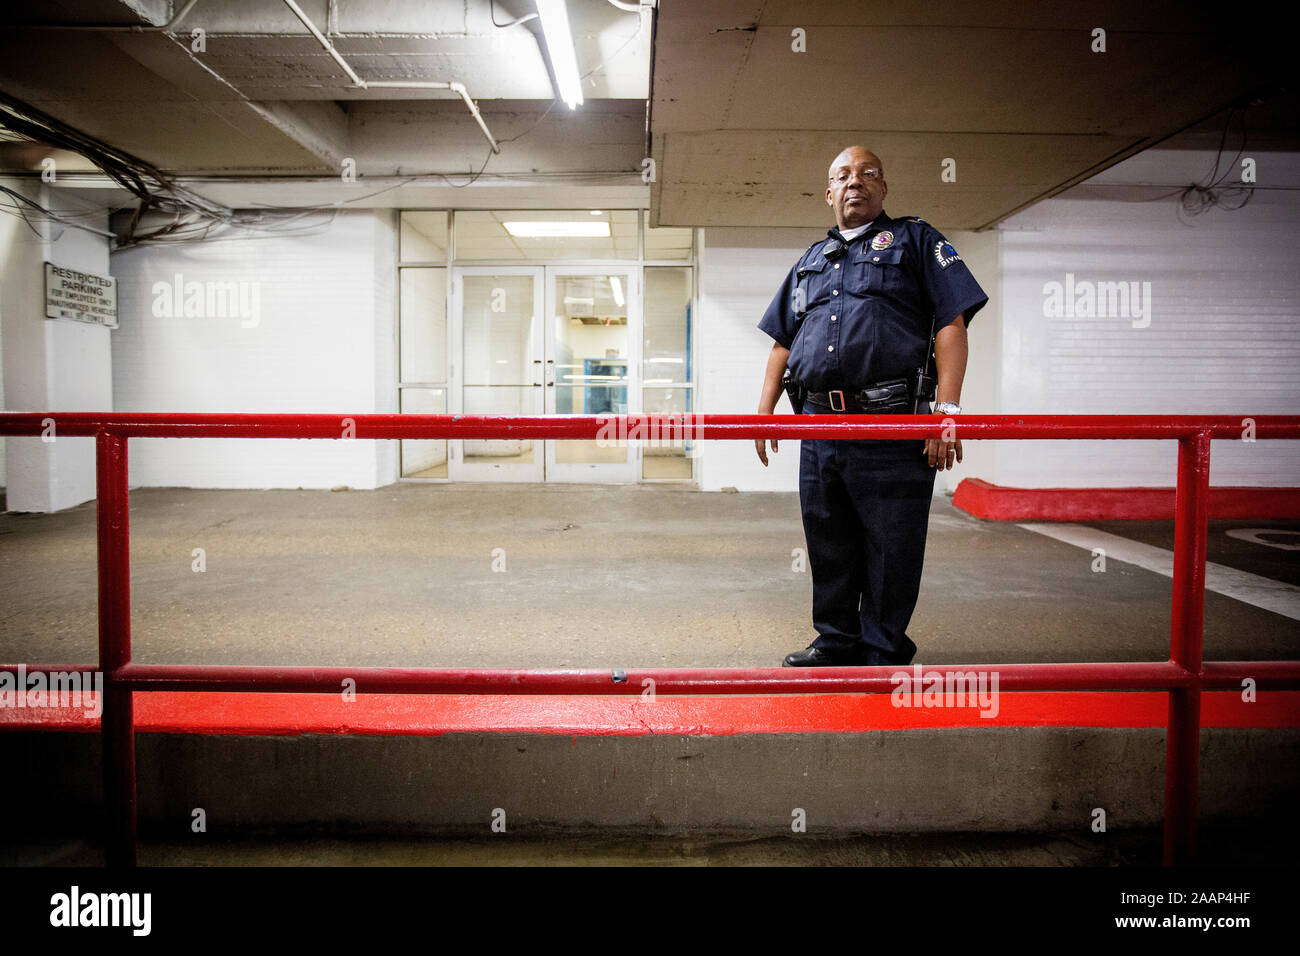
[826,146,887,230]
[827,146,883,180]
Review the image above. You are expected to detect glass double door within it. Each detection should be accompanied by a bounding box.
[451,266,638,482]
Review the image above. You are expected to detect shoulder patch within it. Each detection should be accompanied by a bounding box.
[933,240,962,269]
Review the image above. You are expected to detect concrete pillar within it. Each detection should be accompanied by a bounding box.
[0,180,113,512]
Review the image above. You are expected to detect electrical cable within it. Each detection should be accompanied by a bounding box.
[0,184,118,239]
[1175,107,1253,224]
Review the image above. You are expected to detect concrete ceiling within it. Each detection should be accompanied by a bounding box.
[0,0,1294,233]
[648,0,1293,230]
[0,0,651,181]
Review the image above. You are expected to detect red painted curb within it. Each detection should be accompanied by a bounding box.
[953,478,1300,521]
[2,691,1297,736]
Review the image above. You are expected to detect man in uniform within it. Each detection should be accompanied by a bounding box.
[754,146,988,667]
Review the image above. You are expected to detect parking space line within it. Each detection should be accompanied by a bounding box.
[1017,523,1300,622]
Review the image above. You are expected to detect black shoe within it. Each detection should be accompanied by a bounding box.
[782,645,864,667]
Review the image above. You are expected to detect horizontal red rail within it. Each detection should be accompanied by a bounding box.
[109,661,1300,693]
[0,661,1204,694]
[11,661,1298,695]
[1,412,1298,441]
[1201,661,1300,688]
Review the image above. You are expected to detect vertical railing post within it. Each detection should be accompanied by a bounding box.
[96,430,136,867]
[1164,429,1211,866]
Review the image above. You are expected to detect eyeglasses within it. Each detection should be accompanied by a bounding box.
[829,168,881,185]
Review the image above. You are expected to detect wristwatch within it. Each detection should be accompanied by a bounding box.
[933,402,962,415]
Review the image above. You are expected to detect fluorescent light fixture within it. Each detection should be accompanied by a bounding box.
[536,0,584,109]
[609,275,625,307]
[589,209,603,215]
[503,220,609,238]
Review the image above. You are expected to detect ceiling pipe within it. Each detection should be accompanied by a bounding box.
[280,0,500,154]
[280,0,365,87]
[12,0,507,157]
[366,81,501,154]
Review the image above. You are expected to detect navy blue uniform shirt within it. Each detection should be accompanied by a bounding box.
[758,210,988,391]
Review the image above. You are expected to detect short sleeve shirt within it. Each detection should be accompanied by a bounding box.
[757,210,988,391]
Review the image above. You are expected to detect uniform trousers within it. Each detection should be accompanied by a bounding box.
[798,406,937,665]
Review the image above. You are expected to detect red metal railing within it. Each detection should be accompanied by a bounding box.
[3,412,1299,868]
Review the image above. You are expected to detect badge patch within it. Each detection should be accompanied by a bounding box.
[934,240,962,269]
[870,231,894,250]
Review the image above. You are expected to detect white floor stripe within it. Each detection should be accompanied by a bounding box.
[1017,523,1300,622]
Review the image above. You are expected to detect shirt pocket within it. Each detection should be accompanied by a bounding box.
[850,246,905,295]
[794,260,828,312]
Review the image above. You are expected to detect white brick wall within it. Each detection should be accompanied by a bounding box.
[373,210,399,485]
[994,151,1300,488]
[696,227,809,492]
[110,211,396,490]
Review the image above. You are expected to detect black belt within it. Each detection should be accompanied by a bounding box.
[804,377,914,413]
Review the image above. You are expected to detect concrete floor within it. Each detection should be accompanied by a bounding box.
[2,484,1296,866]
[8,827,1293,867]
[1,484,1295,669]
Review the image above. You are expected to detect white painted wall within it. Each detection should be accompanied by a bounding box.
[397,265,448,473]
[992,150,1300,488]
[0,180,113,512]
[697,227,808,492]
[941,229,1001,495]
[372,209,399,483]
[110,210,398,490]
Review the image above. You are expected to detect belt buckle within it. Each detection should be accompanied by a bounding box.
[828,389,846,412]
